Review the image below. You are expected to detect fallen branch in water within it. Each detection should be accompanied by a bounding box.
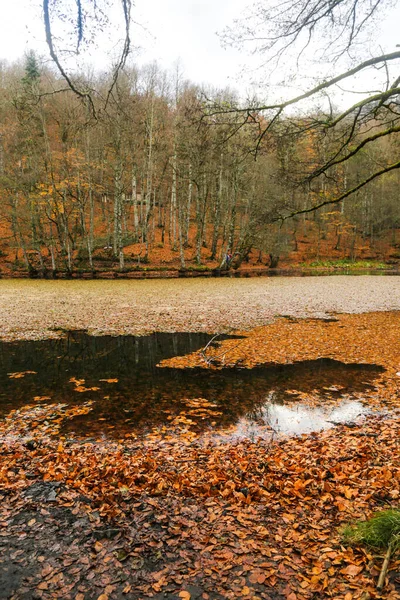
[200,334,246,367]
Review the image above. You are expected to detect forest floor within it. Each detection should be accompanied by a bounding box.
[1,279,400,599]
[0,223,399,280]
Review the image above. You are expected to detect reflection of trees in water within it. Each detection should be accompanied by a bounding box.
[0,333,384,438]
[245,391,276,425]
[261,393,279,430]
[0,331,220,375]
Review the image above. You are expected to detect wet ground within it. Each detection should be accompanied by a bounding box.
[0,331,384,440]
[2,310,400,600]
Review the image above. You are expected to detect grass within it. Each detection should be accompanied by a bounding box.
[342,509,400,550]
[301,259,388,270]
[342,509,400,590]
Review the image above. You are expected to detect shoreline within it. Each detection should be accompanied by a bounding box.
[0,265,398,280]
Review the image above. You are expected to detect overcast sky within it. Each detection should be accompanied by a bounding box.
[134,0,248,88]
[0,0,250,87]
[0,0,399,100]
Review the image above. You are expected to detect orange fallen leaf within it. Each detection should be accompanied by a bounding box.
[343,487,353,499]
[8,370,37,379]
[312,566,322,575]
[341,564,363,577]
[99,378,119,383]
[69,377,85,385]
[74,385,100,392]
[178,592,191,600]
[37,582,48,590]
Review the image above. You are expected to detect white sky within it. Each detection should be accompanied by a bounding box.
[134,0,248,88]
[0,0,399,101]
[0,0,249,88]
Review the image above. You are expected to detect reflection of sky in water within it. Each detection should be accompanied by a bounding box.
[0,331,383,440]
[222,396,369,441]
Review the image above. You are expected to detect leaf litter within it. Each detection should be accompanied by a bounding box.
[1,307,400,598]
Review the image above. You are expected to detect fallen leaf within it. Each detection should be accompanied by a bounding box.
[341,565,363,577]
[37,582,48,590]
[8,370,37,379]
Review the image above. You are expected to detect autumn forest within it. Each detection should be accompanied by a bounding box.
[0,50,399,277]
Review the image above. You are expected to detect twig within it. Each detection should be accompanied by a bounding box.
[200,336,246,367]
[377,541,393,591]
[200,334,221,361]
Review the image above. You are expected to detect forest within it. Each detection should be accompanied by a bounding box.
[0,51,399,277]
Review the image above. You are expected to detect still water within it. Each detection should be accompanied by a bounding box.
[0,332,384,440]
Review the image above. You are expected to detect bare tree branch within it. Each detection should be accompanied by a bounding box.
[43,0,97,116]
[306,121,400,179]
[281,158,400,219]
[207,51,400,117]
[42,0,132,117]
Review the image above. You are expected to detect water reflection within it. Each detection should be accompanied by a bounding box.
[0,332,384,439]
[211,269,398,278]
[223,396,367,441]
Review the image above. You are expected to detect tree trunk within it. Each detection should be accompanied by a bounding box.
[269,254,280,268]
[184,163,192,246]
[210,154,223,260]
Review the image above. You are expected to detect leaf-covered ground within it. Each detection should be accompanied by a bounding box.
[1,282,400,599]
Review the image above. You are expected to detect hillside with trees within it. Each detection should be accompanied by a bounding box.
[0,46,399,277]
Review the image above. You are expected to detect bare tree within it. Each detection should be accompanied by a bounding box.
[213,0,400,218]
[42,0,132,116]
